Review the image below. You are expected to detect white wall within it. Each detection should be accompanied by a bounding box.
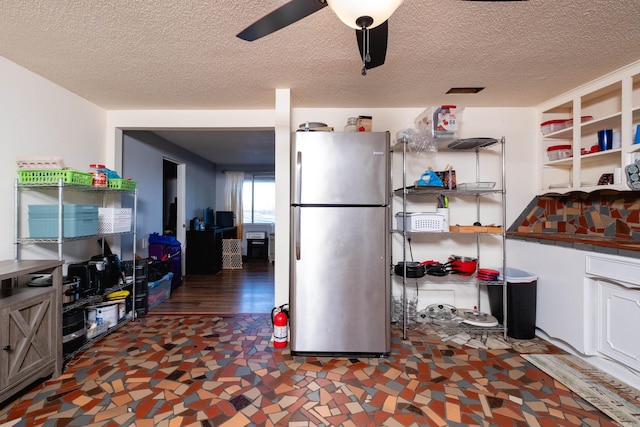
[1,55,538,312]
[292,107,538,310]
[121,131,219,259]
[0,57,107,263]
[291,107,538,225]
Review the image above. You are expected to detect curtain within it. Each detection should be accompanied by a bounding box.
[224,171,244,239]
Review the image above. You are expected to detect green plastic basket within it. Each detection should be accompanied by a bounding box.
[107,179,136,191]
[18,170,93,186]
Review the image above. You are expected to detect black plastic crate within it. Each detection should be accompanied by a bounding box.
[135,294,148,316]
[122,258,149,278]
[134,278,148,294]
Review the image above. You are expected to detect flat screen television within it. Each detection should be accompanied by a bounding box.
[216,211,234,228]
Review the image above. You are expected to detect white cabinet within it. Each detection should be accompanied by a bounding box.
[507,240,640,390]
[537,60,640,193]
[595,280,640,374]
[507,240,590,352]
[392,137,507,338]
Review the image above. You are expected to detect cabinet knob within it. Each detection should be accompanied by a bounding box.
[2,345,10,351]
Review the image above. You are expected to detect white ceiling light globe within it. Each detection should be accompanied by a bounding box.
[326,0,404,29]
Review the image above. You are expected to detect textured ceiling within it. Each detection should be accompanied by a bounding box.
[2,0,640,164]
[152,128,276,167]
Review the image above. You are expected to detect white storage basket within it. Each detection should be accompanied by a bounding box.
[98,208,132,233]
[395,212,445,232]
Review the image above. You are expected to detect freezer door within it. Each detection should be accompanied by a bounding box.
[290,205,390,354]
[291,131,390,206]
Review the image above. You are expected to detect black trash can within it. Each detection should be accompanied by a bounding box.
[488,268,538,339]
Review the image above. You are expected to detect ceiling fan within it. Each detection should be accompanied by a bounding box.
[236,0,402,75]
[236,0,527,75]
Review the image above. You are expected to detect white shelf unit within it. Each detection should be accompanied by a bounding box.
[13,179,137,363]
[391,137,507,340]
[538,61,640,193]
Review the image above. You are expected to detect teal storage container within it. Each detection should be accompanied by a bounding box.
[28,204,98,238]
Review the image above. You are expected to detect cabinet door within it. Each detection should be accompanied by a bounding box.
[0,290,54,388]
[186,231,215,274]
[596,280,640,373]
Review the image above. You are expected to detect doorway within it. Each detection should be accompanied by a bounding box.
[162,157,186,276]
[163,159,178,235]
[120,129,274,309]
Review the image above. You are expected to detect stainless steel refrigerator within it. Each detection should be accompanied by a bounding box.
[290,131,390,356]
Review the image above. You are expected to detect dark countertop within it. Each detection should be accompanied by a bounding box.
[508,232,640,258]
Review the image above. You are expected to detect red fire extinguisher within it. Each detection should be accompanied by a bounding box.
[271,304,289,348]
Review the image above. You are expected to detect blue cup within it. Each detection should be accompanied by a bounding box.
[598,129,613,151]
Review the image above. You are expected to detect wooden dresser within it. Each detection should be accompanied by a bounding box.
[0,259,63,404]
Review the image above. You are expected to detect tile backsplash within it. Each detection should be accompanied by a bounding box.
[509,190,640,240]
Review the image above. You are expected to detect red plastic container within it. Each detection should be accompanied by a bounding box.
[547,145,572,161]
[540,119,569,135]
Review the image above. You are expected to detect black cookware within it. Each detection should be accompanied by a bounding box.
[28,275,81,304]
[394,262,426,278]
[68,263,99,297]
[425,263,449,276]
[90,254,121,292]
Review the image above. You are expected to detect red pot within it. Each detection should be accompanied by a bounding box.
[448,255,477,276]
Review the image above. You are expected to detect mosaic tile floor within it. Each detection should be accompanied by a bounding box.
[0,314,620,426]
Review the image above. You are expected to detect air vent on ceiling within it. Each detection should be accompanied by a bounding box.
[446,87,485,94]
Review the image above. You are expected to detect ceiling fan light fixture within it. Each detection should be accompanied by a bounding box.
[326,0,404,29]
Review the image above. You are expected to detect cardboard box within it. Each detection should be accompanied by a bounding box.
[357,116,372,132]
[434,170,456,189]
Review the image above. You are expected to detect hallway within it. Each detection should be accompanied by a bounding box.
[150,258,275,315]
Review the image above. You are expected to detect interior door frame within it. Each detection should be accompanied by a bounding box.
[163,156,186,275]
[176,163,186,274]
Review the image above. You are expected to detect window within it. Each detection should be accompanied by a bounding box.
[243,174,275,224]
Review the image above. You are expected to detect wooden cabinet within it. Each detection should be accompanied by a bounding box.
[186,227,237,274]
[0,260,63,404]
[537,61,640,193]
[0,289,55,393]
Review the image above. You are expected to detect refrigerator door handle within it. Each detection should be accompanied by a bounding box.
[294,150,302,205]
[294,206,301,260]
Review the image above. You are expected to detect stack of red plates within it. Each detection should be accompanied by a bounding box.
[476,268,499,281]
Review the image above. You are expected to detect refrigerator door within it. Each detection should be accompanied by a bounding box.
[290,205,390,355]
[291,131,390,206]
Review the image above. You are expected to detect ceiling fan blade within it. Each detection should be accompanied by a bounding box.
[237,0,328,41]
[356,21,388,70]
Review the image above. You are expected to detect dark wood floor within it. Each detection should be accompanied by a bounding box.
[149,258,275,315]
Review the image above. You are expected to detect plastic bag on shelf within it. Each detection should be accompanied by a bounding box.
[415,170,443,187]
[414,105,465,143]
[396,128,437,156]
